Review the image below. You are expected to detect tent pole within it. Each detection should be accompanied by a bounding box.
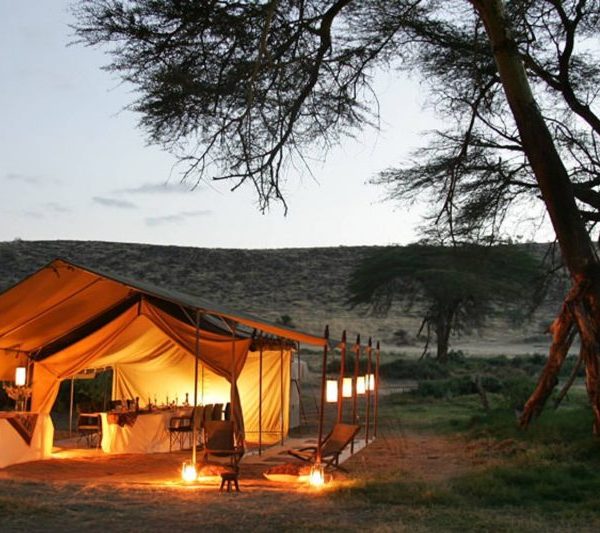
[192,310,200,466]
[317,326,329,463]
[230,322,237,440]
[259,339,263,456]
[69,377,75,438]
[280,342,284,446]
[365,337,372,444]
[337,330,346,423]
[374,340,380,438]
[351,334,360,454]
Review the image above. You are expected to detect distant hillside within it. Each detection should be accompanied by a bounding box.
[0,240,567,355]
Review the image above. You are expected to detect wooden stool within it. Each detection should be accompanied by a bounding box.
[219,471,240,492]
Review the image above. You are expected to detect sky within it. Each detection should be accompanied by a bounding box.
[0,1,546,249]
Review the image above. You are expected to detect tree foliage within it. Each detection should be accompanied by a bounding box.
[375,0,600,242]
[72,0,599,227]
[347,243,543,361]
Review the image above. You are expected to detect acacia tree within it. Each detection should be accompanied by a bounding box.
[73,0,600,431]
[347,244,543,362]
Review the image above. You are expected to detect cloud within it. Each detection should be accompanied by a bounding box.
[6,173,41,185]
[93,197,138,209]
[44,202,71,213]
[146,210,212,227]
[115,181,200,195]
[23,210,44,219]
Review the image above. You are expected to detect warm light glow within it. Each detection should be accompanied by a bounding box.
[181,462,197,483]
[367,373,375,391]
[15,367,26,387]
[326,379,338,403]
[356,376,366,395]
[342,377,353,398]
[309,463,325,487]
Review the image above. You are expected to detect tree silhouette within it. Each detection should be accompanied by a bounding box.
[347,243,543,362]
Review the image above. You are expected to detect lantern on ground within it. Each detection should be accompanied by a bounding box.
[356,376,366,395]
[15,367,26,387]
[309,462,325,487]
[342,377,353,398]
[181,461,197,483]
[326,380,338,403]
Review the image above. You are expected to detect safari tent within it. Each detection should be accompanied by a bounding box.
[0,258,327,466]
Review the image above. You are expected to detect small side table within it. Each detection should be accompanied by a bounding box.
[219,470,240,492]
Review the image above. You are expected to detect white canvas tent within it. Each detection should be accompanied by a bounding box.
[0,258,326,455]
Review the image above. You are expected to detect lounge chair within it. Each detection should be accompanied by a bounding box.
[202,420,244,467]
[287,423,360,471]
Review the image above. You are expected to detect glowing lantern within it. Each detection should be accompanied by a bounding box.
[309,462,325,487]
[181,461,197,483]
[367,373,375,391]
[326,380,338,403]
[15,367,26,387]
[356,376,366,395]
[342,377,353,398]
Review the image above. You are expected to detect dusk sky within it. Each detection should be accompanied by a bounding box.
[0,1,551,248]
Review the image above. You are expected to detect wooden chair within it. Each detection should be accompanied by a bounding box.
[287,423,360,471]
[77,412,102,448]
[168,406,203,451]
[211,403,223,421]
[202,420,244,467]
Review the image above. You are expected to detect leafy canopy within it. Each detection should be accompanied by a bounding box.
[347,243,544,327]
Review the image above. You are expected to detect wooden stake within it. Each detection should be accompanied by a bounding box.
[317,326,329,462]
[338,330,347,423]
[365,337,372,443]
[374,340,380,438]
[351,334,360,454]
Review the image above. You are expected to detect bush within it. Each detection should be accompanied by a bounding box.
[416,377,477,398]
[499,376,537,410]
[381,358,450,380]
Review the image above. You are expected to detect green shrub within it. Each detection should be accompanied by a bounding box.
[381,358,450,380]
[499,376,537,410]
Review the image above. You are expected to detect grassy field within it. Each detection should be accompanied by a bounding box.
[2,355,599,532]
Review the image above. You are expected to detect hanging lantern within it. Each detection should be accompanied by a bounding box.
[309,462,325,487]
[326,380,338,403]
[181,461,197,483]
[356,376,366,395]
[15,367,26,387]
[342,377,353,398]
[367,373,375,391]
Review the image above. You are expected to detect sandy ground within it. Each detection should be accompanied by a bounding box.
[0,413,483,532]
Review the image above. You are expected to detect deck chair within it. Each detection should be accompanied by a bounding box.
[202,420,244,467]
[287,423,360,471]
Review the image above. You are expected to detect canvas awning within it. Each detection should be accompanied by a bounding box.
[0,259,325,442]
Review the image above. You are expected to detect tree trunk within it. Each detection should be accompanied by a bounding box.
[435,307,454,363]
[519,297,576,427]
[471,0,600,432]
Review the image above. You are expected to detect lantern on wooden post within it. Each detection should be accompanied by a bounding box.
[326,380,338,403]
[342,377,352,398]
[356,376,366,395]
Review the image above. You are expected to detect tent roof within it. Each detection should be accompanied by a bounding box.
[0,258,327,359]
